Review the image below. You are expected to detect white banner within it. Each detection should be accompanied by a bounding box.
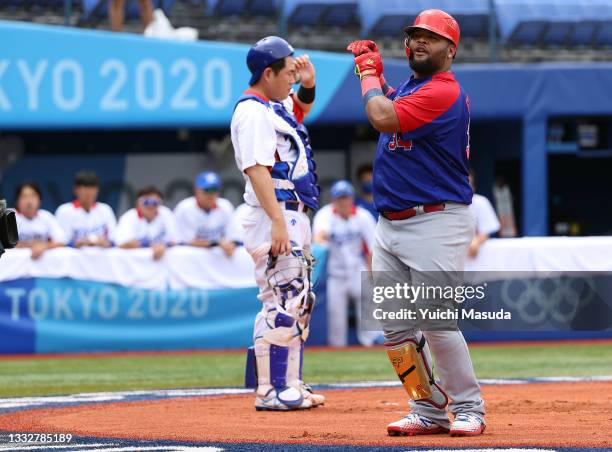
[2,237,611,291]
[0,246,256,290]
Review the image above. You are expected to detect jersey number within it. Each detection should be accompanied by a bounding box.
[388,133,413,151]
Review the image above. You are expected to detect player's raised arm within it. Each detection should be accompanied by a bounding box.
[348,51,401,133]
[292,54,316,118]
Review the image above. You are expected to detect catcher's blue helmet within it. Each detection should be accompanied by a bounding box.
[247,36,294,86]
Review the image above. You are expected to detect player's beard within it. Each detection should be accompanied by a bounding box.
[408,52,438,77]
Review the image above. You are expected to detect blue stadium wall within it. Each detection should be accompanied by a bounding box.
[3,21,612,236]
[2,22,612,351]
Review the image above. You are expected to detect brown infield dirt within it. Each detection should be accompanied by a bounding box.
[1,381,612,448]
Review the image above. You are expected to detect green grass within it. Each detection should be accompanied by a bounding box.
[1,343,611,398]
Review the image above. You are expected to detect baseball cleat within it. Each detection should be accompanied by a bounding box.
[300,382,325,407]
[254,386,312,411]
[450,413,486,436]
[387,413,450,436]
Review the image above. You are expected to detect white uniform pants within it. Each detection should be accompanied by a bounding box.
[327,272,380,347]
[241,204,312,340]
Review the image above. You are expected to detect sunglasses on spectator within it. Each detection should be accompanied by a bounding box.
[140,197,161,207]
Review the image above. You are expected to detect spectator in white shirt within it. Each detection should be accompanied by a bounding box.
[14,182,65,260]
[174,171,236,256]
[115,186,178,260]
[468,171,501,258]
[55,171,117,248]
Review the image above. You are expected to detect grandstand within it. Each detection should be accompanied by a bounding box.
[2,0,612,62]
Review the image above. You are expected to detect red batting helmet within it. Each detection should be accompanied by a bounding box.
[403,9,460,48]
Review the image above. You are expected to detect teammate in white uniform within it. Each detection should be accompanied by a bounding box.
[174,171,235,256]
[115,186,179,260]
[14,182,65,260]
[468,171,500,258]
[313,180,379,346]
[231,36,324,411]
[55,171,116,248]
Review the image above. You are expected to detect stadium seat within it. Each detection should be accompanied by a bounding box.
[282,0,357,28]
[455,14,490,39]
[594,21,612,47]
[322,2,358,28]
[249,0,278,16]
[568,20,598,46]
[369,14,413,38]
[508,20,546,46]
[495,0,612,48]
[360,0,491,39]
[214,0,247,16]
[541,21,572,47]
[288,3,326,26]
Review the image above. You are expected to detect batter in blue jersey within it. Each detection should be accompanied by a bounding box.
[348,9,486,438]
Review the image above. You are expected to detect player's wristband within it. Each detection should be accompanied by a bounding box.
[360,76,383,105]
[297,85,315,104]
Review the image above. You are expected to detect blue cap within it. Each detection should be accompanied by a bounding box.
[195,171,222,191]
[247,36,294,86]
[330,180,355,199]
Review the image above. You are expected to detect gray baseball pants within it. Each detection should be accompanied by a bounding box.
[372,202,485,428]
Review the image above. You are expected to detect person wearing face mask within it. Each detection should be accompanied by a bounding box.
[231,36,323,412]
[115,186,179,261]
[174,171,236,257]
[347,10,485,438]
[355,163,378,220]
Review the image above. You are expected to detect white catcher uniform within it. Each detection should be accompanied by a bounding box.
[55,201,117,246]
[313,204,379,346]
[231,89,320,411]
[174,196,234,244]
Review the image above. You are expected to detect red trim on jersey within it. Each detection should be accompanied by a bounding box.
[392,72,460,133]
[196,198,217,211]
[361,238,370,257]
[332,205,357,217]
[290,93,305,124]
[243,89,269,103]
[136,208,144,218]
[72,200,97,209]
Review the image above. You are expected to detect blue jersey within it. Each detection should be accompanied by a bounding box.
[373,71,472,212]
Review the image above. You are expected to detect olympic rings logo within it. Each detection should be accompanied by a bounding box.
[499,276,597,325]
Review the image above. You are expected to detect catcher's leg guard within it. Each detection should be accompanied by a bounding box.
[386,336,448,409]
[286,341,325,407]
[252,308,311,411]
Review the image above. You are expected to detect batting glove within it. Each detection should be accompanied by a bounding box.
[347,40,379,56]
[353,52,383,81]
